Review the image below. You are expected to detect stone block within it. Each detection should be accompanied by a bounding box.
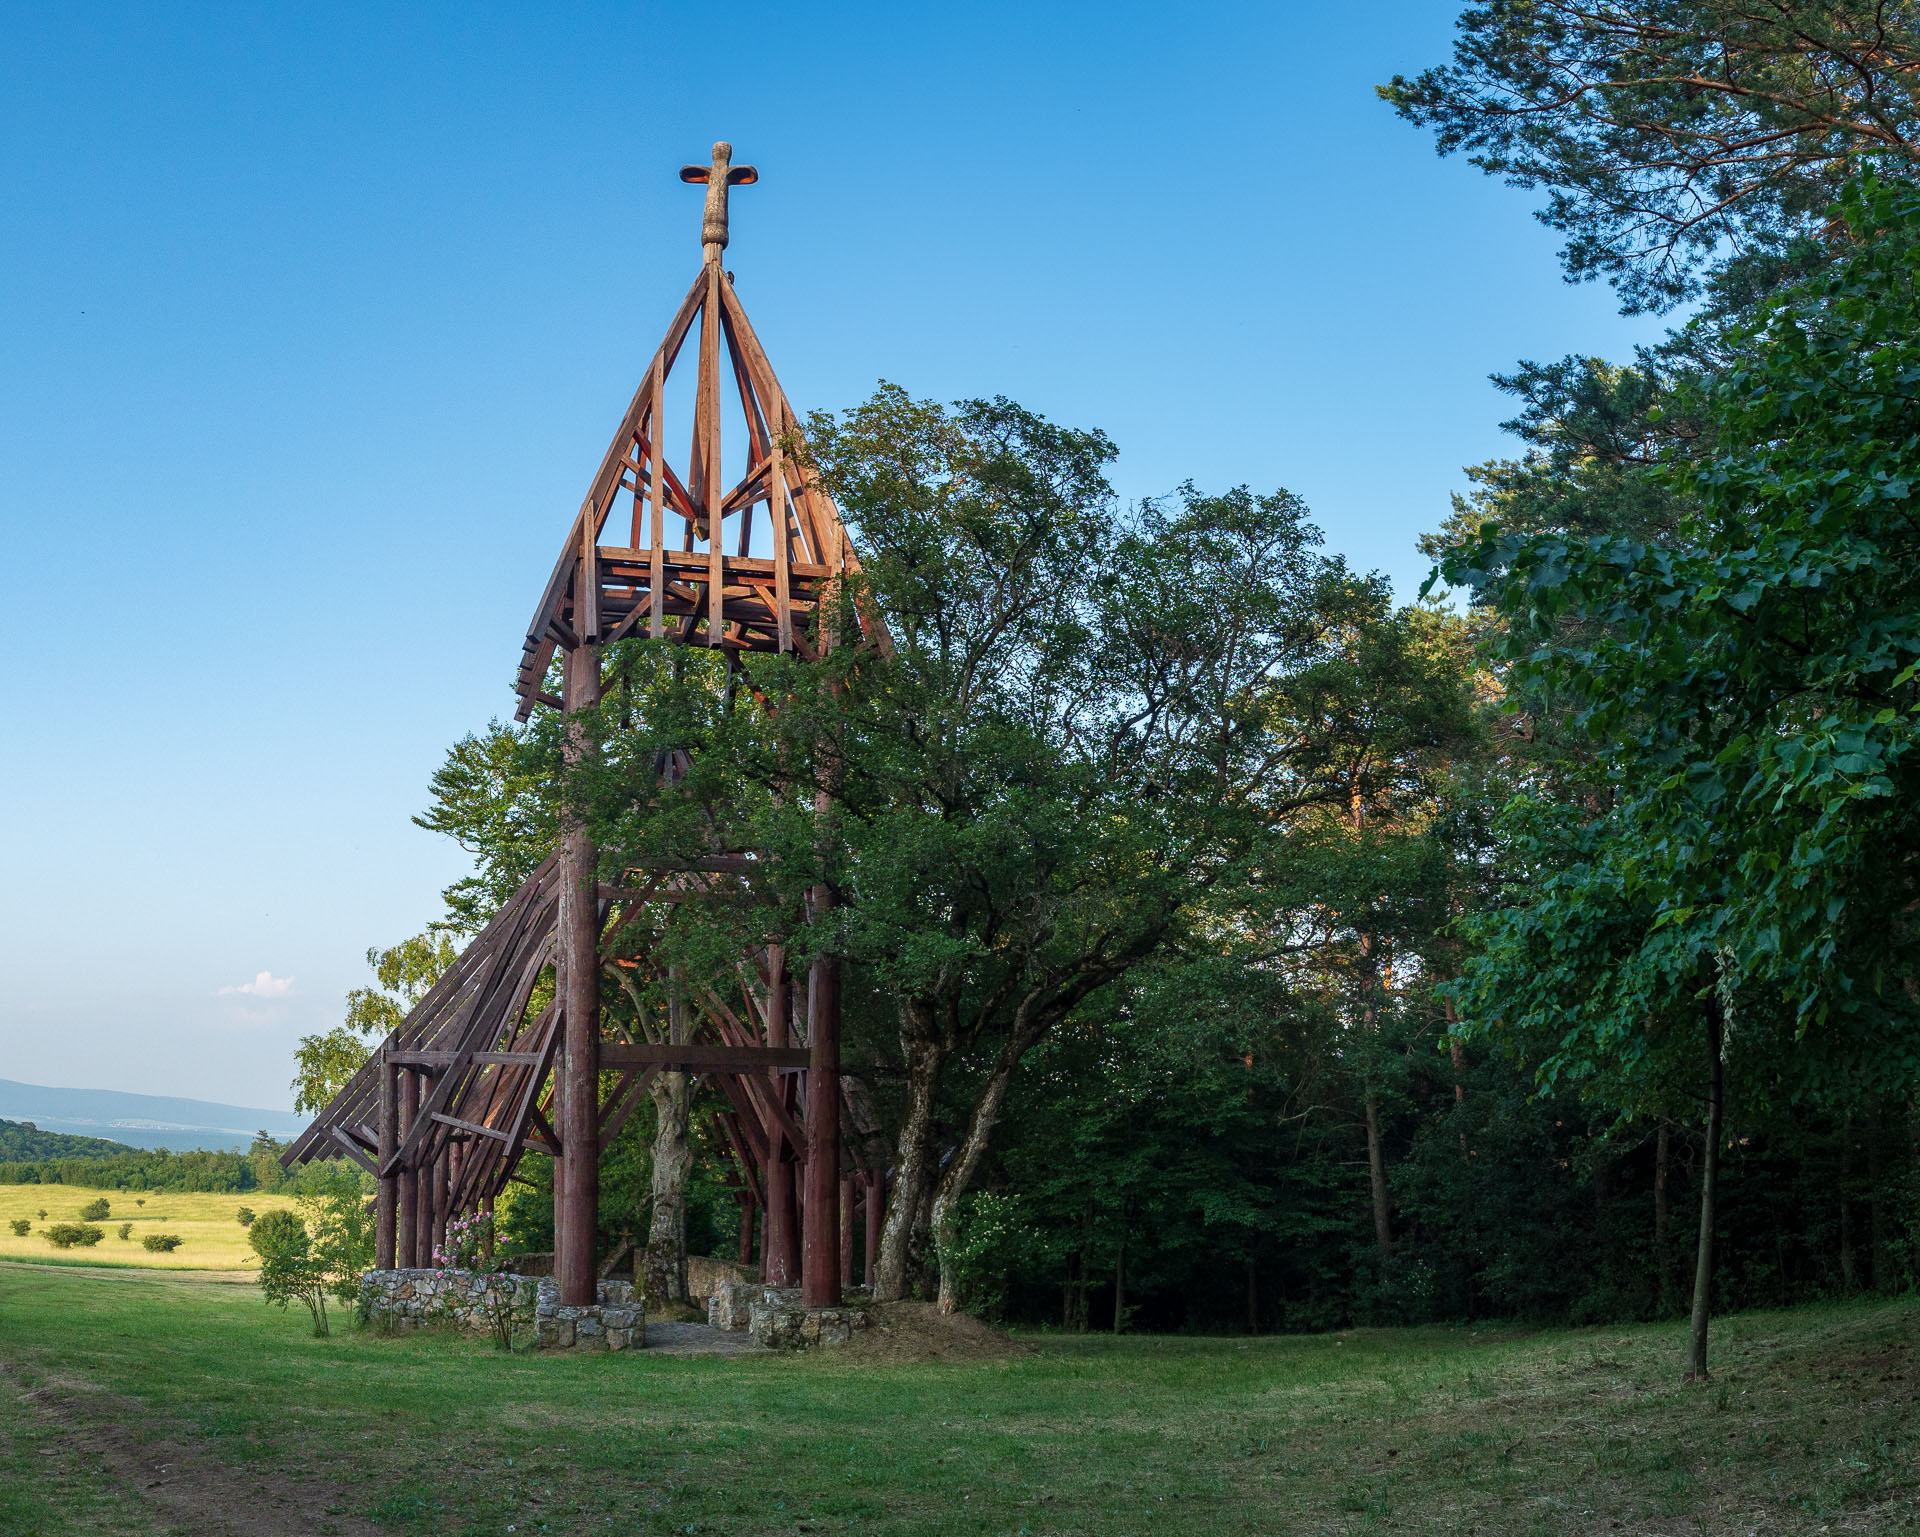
[708,1280,769,1331]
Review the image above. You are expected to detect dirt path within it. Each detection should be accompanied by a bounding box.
[0,1257,253,1285]
[0,1356,382,1537]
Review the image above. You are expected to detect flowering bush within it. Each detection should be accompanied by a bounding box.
[431,1211,520,1349]
[432,1210,499,1274]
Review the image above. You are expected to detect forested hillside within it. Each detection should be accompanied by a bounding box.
[0,1119,134,1161]
[0,1131,295,1193]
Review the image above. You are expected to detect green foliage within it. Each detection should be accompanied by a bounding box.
[8,1218,29,1236]
[415,721,559,933]
[248,1207,330,1334]
[141,1233,181,1252]
[247,1208,304,1258]
[1382,3,1920,311]
[45,1223,103,1248]
[77,1197,109,1221]
[116,1222,131,1240]
[235,1206,255,1226]
[0,1118,135,1161]
[0,1146,338,1193]
[291,937,457,1115]
[1443,175,1920,1090]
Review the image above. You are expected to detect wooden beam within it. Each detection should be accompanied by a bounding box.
[430,1111,514,1144]
[600,1042,810,1071]
[328,1125,379,1176]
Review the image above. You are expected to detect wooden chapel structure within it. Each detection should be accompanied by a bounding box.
[284,143,887,1311]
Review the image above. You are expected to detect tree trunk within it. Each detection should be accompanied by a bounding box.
[1837,1113,1859,1293]
[642,1070,691,1304]
[1867,1107,1889,1292]
[930,1021,1039,1314]
[873,1029,945,1302]
[1655,1116,1673,1316]
[1246,1257,1259,1335]
[1112,1210,1127,1335]
[1365,1095,1393,1261]
[1686,991,1724,1382]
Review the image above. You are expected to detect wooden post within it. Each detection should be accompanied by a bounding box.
[702,264,724,645]
[802,883,842,1307]
[413,1131,434,1272]
[764,943,800,1287]
[430,1146,449,1262]
[446,1142,464,1250]
[864,1170,883,1288]
[647,362,665,640]
[395,1069,418,1268]
[557,642,603,1306]
[737,1198,756,1267]
[840,1169,854,1290]
[376,1051,397,1270]
[771,399,791,653]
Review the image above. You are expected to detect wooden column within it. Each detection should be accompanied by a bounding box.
[429,1150,447,1263]
[840,1170,854,1289]
[413,1135,434,1270]
[376,1051,397,1270]
[737,1198,756,1268]
[764,944,800,1286]
[395,1069,418,1268]
[802,887,842,1307]
[864,1170,884,1288]
[556,641,602,1306]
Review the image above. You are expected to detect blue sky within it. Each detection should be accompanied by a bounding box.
[0,3,1666,1108]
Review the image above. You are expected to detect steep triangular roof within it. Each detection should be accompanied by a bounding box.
[513,145,880,719]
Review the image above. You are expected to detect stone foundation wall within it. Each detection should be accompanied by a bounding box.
[360,1268,534,1333]
[707,1281,873,1350]
[358,1269,644,1351]
[686,1255,755,1303]
[531,1277,642,1351]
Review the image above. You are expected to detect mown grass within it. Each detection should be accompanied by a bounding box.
[0,1184,298,1271]
[0,1261,1914,1535]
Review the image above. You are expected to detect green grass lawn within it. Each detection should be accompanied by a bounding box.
[0,1261,1914,1536]
[0,1185,300,1271]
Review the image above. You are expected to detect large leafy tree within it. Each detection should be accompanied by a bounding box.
[1443,174,1920,1375]
[574,387,1468,1306]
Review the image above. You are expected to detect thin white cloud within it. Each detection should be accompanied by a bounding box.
[220,971,293,999]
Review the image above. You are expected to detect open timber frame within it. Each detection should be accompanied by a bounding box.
[285,144,887,1310]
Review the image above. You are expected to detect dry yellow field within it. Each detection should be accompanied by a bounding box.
[0,1184,302,1271]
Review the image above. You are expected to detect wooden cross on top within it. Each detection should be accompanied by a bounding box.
[680,141,758,267]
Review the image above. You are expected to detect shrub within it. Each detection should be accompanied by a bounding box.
[249,1208,331,1336]
[78,1198,110,1222]
[46,1223,104,1248]
[142,1234,182,1253]
[248,1208,305,1258]
[8,1218,29,1236]
[135,1198,145,1206]
[36,1209,46,1220]
[117,1222,133,1240]
[235,1206,256,1227]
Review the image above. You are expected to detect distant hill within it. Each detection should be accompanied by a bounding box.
[0,1081,306,1154]
[0,1118,138,1160]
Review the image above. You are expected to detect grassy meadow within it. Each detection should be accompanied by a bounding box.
[0,1261,1915,1536]
[0,1184,299,1271]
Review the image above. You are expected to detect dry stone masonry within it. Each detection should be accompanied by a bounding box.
[358,1269,644,1350]
[708,1281,873,1350]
